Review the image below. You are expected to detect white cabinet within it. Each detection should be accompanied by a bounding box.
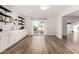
[13,31,19,43]
[0,29,27,53]
[8,33,15,46]
[0,34,9,52]
[0,37,2,52]
[1,35,8,50]
[18,31,22,40]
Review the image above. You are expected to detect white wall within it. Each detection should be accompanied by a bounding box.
[45,17,57,35]
[25,17,32,35]
[56,16,63,39]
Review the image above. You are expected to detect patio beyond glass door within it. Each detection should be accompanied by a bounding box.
[32,19,45,35]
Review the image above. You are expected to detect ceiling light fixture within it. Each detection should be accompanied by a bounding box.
[40,5,50,10]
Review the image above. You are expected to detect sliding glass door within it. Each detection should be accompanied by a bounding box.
[32,18,45,35]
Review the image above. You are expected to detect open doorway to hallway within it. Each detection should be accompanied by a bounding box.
[62,9,79,43]
[62,16,79,40]
[67,21,79,41]
[32,18,45,35]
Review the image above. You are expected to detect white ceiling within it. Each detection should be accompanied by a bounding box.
[5,5,71,18]
[65,9,79,16]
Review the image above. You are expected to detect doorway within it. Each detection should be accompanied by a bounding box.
[67,21,79,42]
[32,19,45,35]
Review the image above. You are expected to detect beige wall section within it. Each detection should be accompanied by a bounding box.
[56,16,63,39]
[25,17,32,35]
[45,17,57,35]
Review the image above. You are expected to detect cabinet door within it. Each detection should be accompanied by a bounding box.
[3,35,8,49]
[8,33,15,46]
[14,32,19,43]
[8,34,12,46]
[0,35,8,52]
[8,32,18,46]
[18,31,22,40]
[0,37,2,52]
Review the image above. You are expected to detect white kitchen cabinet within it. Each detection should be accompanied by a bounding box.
[0,37,2,52]
[13,31,19,43]
[0,34,9,52]
[8,31,20,46]
[8,33,15,46]
[18,31,22,40]
[2,35,8,50]
[0,29,27,53]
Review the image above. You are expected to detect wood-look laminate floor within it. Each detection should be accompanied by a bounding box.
[2,35,79,54]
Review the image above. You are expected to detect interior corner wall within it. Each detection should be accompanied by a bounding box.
[62,17,68,36]
[56,16,63,39]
